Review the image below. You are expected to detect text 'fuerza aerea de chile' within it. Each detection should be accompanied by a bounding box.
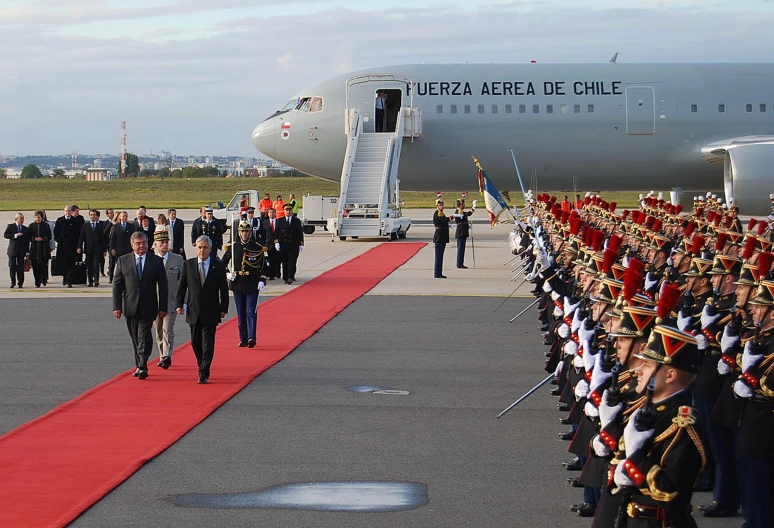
[413,81,624,97]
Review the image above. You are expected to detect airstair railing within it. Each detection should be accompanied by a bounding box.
[338,108,362,231]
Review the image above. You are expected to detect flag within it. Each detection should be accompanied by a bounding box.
[477,166,513,226]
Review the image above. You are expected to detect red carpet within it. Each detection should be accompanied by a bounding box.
[0,242,424,528]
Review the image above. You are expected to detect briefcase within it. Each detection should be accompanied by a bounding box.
[72,262,87,285]
[51,256,62,277]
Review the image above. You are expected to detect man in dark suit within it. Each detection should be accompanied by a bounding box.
[176,235,229,384]
[4,213,30,288]
[77,209,104,287]
[112,231,168,379]
[54,206,81,287]
[133,206,156,235]
[276,203,304,284]
[168,208,186,258]
[109,212,135,284]
[263,208,280,279]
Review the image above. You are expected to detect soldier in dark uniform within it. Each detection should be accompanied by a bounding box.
[192,207,223,255]
[54,206,81,287]
[611,324,706,528]
[222,222,268,348]
[432,199,451,278]
[453,198,476,269]
[245,207,265,245]
[190,206,207,247]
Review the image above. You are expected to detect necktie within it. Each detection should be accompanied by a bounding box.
[18,224,22,233]
[272,220,275,232]
[92,222,96,230]
[122,223,126,231]
[199,261,206,284]
[136,256,143,279]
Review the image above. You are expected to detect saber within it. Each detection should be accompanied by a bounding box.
[509,297,539,323]
[497,373,555,418]
[511,266,528,281]
[470,221,476,269]
[504,253,521,266]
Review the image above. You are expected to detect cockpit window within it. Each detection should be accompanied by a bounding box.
[295,96,324,113]
[281,99,298,112]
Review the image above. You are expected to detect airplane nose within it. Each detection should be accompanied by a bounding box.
[251,119,275,158]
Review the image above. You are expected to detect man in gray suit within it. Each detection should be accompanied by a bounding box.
[151,227,184,370]
[112,231,168,380]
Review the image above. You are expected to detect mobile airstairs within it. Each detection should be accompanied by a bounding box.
[327,75,422,240]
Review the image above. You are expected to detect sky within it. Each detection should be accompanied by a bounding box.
[1,0,774,158]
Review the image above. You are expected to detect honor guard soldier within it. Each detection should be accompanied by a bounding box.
[222,221,268,348]
[432,198,451,278]
[193,206,223,255]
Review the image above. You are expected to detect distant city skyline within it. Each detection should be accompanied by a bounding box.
[2,0,774,156]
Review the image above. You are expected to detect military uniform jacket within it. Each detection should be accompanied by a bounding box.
[454,210,473,238]
[693,292,735,402]
[194,219,223,251]
[613,390,705,525]
[432,210,451,244]
[277,215,304,249]
[222,240,267,292]
[736,328,774,458]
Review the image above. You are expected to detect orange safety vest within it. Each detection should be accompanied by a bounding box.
[259,198,272,213]
[273,199,285,217]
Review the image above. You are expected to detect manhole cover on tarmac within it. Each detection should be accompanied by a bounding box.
[171,481,429,512]
[371,389,410,395]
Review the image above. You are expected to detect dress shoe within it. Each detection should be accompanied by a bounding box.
[247,338,256,348]
[132,368,140,377]
[108,279,113,284]
[36,283,41,288]
[289,278,295,284]
[238,342,248,347]
[578,504,597,517]
[138,370,148,380]
[67,284,73,288]
[284,279,290,284]
[699,502,738,517]
[563,457,582,471]
[198,376,207,384]
[94,282,99,287]
[457,265,468,269]
[160,357,171,369]
[559,417,571,425]
[9,284,14,288]
[567,477,583,488]
[557,403,572,412]
[569,503,588,513]
[559,430,575,441]
[157,360,164,367]
[43,281,47,286]
[550,387,562,396]
[18,285,22,288]
[540,324,549,331]
[87,283,93,287]
[435,275,447,279]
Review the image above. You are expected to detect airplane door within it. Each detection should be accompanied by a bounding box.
[625,86,655,135]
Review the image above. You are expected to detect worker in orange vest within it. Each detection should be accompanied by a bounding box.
[273,195,286,218]
[258,193,272,221]
[560,195,571,214]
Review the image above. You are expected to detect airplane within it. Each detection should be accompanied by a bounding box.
[251,63,774,215]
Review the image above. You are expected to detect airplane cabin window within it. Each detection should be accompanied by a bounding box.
[519,104,526,114]
[718,104,725,113]
[464,104,471,114]
[746,104,753,113]
[492,104,499,114]
[309,97,323,113]
[574,104,581,114]
[436,104,443,114]
[505,104,513,114]
[450,104,458,114]
[295,97,311,112]
[587,104,595,113]
[560,104,568,114]
[691,104,698,113]
[546,104,554,114]
[761,104,767,113]
[478,104,485,114]
[533,105,540,114]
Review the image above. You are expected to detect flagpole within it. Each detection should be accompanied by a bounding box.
[510,150,542,251]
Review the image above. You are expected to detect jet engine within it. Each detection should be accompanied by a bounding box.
[724,144,774,216]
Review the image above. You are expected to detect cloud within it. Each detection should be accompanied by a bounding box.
[1,2,773,156]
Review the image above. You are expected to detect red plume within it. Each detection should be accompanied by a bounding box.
[570,218,582,236]
[743,236,757,261]
[758,222,767,236]
[684,221,696,238]
[657,283,682,319]
[645,216,656,230]
[707,211,716,224]
[692,234,705,256]
[715,232,728,252]
[584,196,591,206]
[696,207,704,218]
[549,195,557,205]
[609,202,617,213]
[621,210,630,222]
[623,267,644,301]
[725,215,733,229]
[675,205,684,215]
[748,218,758,231]
[653,219,663,233]
[602,249,617,274]
[758,252,774,278]
[628,258,645,277]
[713,214,722,227]
[561,211,570,224]
[591,229,605,252]
[608,234,623,253]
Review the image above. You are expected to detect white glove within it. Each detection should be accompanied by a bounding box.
[573,353,584,368]
[577,320,595,343]
[554,360,565,378]
[553,305,564,318]
[614,461,636,488]
[742,341,764,373]
[666,256,674,267]
[720,326,741,354]
[571,311,583,333]
[592,435,611,457]
[542,280,552,293]
[299,245,304,252]
[472,200,477,209]
[676,311,692,332]
[563,339,578,357]
[550,291,560,301]
[717,360,732,376]
[589,361,613,393]
[623,409,655,455]
[599,389,623,429]
[700,305,722,328]
[257,281,266,292]
[582,345,597,372]
[275,242,280,251]
[557,323,570,339]
[733,380,755,399]
[575,378,590,400]
[622,256,630,268]
[644,272,658,291]
[584,400,600,418]
[694,334,709,351]
[563,297,581,318]
[226,272,235,281]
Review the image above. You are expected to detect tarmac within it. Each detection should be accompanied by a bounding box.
[0,209,728,527]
